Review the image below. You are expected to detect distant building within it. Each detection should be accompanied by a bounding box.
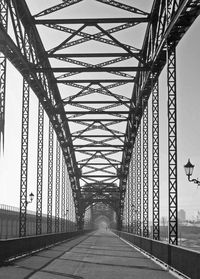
[178,209,186,222]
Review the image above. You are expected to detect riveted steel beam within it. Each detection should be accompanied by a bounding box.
[58,79,135,84]
[36,66,148,73]
[35,18,149,25]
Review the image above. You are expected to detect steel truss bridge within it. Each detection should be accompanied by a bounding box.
[0,0,200,255]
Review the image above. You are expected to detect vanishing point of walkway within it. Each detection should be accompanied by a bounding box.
[0,230,178,279]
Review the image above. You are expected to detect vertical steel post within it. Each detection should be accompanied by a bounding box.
[19,33,30,237]
[125,182,128,232]
[152,78,160,240]
[69,189,72,231]
[0,0,8,153]
[47,121,54,233]
[136,125,141,235]
[143,105,149,237]
[55,140,61,232]
[66,172,69,232]
[129,163,133,233]
[166,0,178,245]
[19,76,30,237]
[36,102,44,235]
[131,145,137,234]
[127,169,131,232]
[61,155,66,232]
[167,43,178,245]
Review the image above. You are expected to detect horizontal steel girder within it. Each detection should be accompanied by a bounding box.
[73,145,124,147]
[35,66,149,72]
[35,18,149,25]
[49,53,138,58]
[58,79,135,83]
[64,101,131,104]
[72,135,124,137]
[67,119,128,122]
[76,150,122,152]
[65,111,129,114]
[78,163,121,165]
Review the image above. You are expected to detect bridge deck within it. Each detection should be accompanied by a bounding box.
[0,230,177,279]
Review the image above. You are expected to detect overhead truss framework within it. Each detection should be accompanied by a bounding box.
[0,0,200,230]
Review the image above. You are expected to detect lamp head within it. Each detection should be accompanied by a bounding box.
[29,192,34,202]
[184,159,194,177]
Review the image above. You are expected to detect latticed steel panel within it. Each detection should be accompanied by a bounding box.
[127,169,131,232]
[152,78,160,240]
[66,172,70,232]
[19,72,30,237]
[167,43,178,245]
[0,0,7,153]
[61,155,66,232]
[36,102,44,235]
[55,140,61,233]
[136,125,142,236]
[47,121,54,233]
[123,184,128,231]
[142,105,149,237]
[131,146,137,234]
[19,32,30,238]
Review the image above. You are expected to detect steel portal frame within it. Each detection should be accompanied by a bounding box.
[0,0,199,241]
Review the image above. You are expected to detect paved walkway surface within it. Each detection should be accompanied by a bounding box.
[0,230,177,279]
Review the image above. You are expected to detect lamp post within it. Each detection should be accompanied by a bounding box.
[26,192,34,206]
[184,159,200,186]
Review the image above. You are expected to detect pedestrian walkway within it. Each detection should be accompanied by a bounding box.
[0,230,178,279]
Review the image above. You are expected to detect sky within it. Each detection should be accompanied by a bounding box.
[0,1,200,220]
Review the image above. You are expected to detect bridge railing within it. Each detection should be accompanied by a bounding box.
[113,230,200,279]
[0,229,92,265]
[0,206,77,239]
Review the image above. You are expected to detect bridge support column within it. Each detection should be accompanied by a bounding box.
[131,144,137,234]
[127,175,130,232]
[36,102,44,235]
[55,140,61,232]
[47,121,54,233]
[152,77,160,240]
[167,42,178,245]
[0,0,8,153]
[66,172,70,232]
[136,124,141,235]
[61,155,66,232]
[19,73,30,237]
[129,158,133,233]
[143,101,149,237]
[19,33,30,238]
